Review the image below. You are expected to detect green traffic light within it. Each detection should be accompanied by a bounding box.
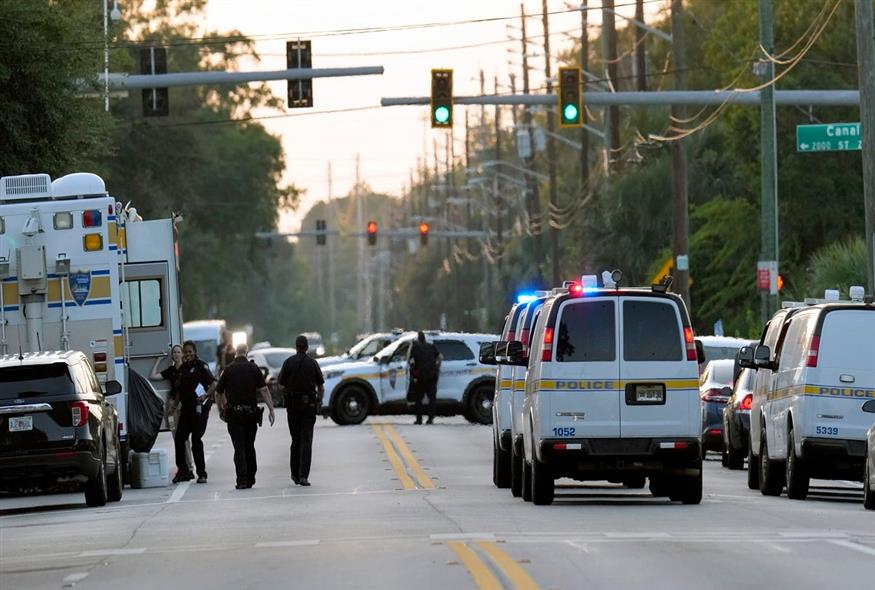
[434,106,450,124]
[562,103,579,122]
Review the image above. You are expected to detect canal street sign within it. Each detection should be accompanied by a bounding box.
[796,123,862,152]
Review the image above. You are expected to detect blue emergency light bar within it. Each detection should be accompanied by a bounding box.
[516,293,537,304]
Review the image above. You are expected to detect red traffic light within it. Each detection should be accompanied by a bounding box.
[367,220,377,245]
[419,221,429,245]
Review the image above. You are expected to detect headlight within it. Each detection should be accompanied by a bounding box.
[324,370,344,380]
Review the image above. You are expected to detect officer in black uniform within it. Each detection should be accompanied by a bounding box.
[216,343,275,489]
[277,335,324,486]
[169,340,216,484]
[409,331,442,425]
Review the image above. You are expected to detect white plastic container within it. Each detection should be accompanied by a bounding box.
[129,448,170,488]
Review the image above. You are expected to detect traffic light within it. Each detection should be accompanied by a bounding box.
[430,69,453,128]
[777,274,784,292]
[419,221,429,245]
[140,47,169,117]
[316,219,326,245]
[287,40,313,108]
[367,220,377,246]
[558,67,582,128]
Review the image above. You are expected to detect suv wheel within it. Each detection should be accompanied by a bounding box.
[864,449,874,510]
[726,441,745,470]
[106,438,124,503]
[510,444,523,498]
[332,386,370,425]
[493,444,511,488]
[759,431,784,496]
[531,458,554,505]
[85,445,108,507]
[785,427,809,500]
[747,440,760,490]
[465,385,493,425]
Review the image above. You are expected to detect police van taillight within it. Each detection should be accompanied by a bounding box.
[541,327,554,362]
[684,327,696,361]
[805,335,820,367]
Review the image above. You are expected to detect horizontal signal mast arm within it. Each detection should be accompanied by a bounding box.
[95,67,384,90]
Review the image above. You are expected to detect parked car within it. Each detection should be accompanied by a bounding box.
[722,367,755,469]
[318,330,403,368]
[301,332,325,357]
[697,335,752,369]
[699,359,734,453]
[865,418,874,510]
[0,351,124,507]
[247,347,296,406]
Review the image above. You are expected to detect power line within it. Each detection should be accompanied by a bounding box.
[154,105,383,127]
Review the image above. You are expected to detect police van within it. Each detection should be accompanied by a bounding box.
[490,302,522,488]
[321,331,497,425]
[510,273,703,505]
[740,287,875,500]
[0,173,183,479]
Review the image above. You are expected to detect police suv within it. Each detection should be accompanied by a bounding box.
[508,273,703,505]
[740,287,875,500]
[321,331,498,425]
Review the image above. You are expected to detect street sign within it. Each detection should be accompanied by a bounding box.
[796,123,862,152]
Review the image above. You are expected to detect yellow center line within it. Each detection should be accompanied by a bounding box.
[382,422,436,490]
[370,423,415,491]
[448,542,502,590]
[477,541,541,590]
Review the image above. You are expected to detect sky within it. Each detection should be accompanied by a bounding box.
[199,0,665,231]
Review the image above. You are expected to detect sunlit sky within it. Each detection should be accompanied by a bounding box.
[200,0,665,230]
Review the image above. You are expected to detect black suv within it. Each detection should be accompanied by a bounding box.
[0,351,124,507]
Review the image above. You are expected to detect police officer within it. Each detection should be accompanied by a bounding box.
[168,340,216,484]
[215,343,275,489]
[277,335,324,486]
[409,331,442,425]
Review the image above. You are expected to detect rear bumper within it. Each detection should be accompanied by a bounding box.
[537,437,701,479]
[801,437,866,480]
[0,450,101,486]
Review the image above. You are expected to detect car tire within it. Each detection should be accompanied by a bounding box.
[649,475,670,497]
[759,431,784,497]
[332,386,370,425]
[726,442,745,470]
[623,475,646,489]
[465,385,493,425]
[747,441,760,490]
[785,427,809,500]
[531,458,554,505]
[864,449,874,510]
[106,438,123,503]
[721,446,729,467]
[85,446,108,508]
[522,459,533,502]
[510,445,523,498]
[493,444,511,488]
[669,470,703,505]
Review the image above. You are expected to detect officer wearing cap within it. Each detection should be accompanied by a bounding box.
[216,343,275,489]
[278,335,325,486]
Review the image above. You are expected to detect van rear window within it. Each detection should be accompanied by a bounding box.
[557,300,616,362]
[818,310,875,369]
[0,363,75,400]
[623,300,682,361]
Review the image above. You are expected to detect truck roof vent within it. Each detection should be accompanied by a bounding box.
[51,173,106,200]
[1,174,53,200]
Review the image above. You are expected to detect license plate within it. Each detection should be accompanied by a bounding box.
[635,384,665,403]
[9,416,33,432]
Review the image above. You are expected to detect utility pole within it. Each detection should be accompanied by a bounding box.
[495,76,504,274]
[542,0,561,285]
[635,0,647,92]
[670,0,691,308]
[520,3,545,278]
[327,162,337,345]
[355,154,368,332]
[759,0,779,322]
[602,0,621,172]
[855,0,875,294]
[580,1,590,193]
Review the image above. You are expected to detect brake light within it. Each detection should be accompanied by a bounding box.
[542,327,554,361]
[71,401,89,427]
[806,335,820,367]
[553,443,567,451]
[93,352,107,362]
[83,209,102,228]
[701,388,729,402]
[739,394,753,410]
[520,328,530,346]
[108,203,114,215]
[684,326,696,361]
[507,331,515,343]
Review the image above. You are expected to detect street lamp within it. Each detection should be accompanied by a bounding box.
[103,1,121,112]
[110,1,122,21]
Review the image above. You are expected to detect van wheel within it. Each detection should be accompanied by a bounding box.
[726,442,745,470]
[521,460,533,502]
[759,431,784,496]
[531,458,554,505]
[465,385,493,425]
[747,441,760,490]
[785,428,809,500]
[864,449,874,510]
[649,475,670,497]
[493,444,511,488]
[84,446,108,507]
[106,438,123,503]
[669,470,703,505]
[510,445,523,498]
[332,386,370,425]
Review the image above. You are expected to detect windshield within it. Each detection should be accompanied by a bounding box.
[375,337,410,362]
[702,345,745,364]
[710,361,735,385]
[347,335,386,359]
[192,340,217,359]
[0,363,75,400]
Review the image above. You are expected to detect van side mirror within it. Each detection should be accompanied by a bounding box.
[479,342,497,366]
[695,340,705,363]
[754,345,772,369]
[104,380,122,395]
[505,341,527,366]
[494,341,510,364]
[737,346,756,369]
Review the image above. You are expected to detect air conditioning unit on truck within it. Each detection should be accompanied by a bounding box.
[0,172,183,480]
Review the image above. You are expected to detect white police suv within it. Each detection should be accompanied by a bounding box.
[741,287,875,500]
[322,331,498,425]
[318,330,404,369]
[512,273,703,505]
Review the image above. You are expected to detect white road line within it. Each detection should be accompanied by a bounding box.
[565,540,592,553]
[62,572,90,583]
[255,540,320,548]
[79,548,146,557]
[779,531,848,539]
[604,532,671,539]
[828,539,875,557]
[165,448,217,504]
[430,533,496,541]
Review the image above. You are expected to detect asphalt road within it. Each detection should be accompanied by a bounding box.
[1,409,873,590]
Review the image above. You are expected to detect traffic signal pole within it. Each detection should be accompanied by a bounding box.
[855,0,875,294]
[759,0,780,323]
[99,66,384,89]
[520,4,545,277]
[670,0,691,309]
[543,0,561,286]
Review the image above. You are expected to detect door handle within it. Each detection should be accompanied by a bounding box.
[466,362,477,366]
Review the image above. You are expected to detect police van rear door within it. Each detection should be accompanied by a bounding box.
[618,295,698,438]
[547,296,620,438]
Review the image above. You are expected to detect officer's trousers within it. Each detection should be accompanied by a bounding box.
[287,410,316,481]
[414,376,438,421]
[175,408,206,478]
[227,413,258,487]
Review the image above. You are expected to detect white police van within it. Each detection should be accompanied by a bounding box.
[322,331,498,425]
[740,287,875,500]
[513,273,703,505]
[489,302,524,488]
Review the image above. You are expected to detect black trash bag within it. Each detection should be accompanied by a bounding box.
[127,368,165,453]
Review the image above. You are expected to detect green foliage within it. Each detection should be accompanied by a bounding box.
[803,237,868,299]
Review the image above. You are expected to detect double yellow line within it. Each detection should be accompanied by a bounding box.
[371,422,436,490]
[448,541,540,590]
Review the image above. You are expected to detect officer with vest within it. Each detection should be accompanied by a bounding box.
[277,335,324,486]
[216,343,275,489]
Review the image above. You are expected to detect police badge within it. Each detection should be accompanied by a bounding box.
[68,271,92,306]
[388,368,397,389]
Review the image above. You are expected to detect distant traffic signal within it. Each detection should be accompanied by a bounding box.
[287,40,313,108]
[367,220,377,245]
[430,69,453,128]
[140,47,169,117]
[316,219,326,245]
[558,67,582,128]
[419,221,429,245]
